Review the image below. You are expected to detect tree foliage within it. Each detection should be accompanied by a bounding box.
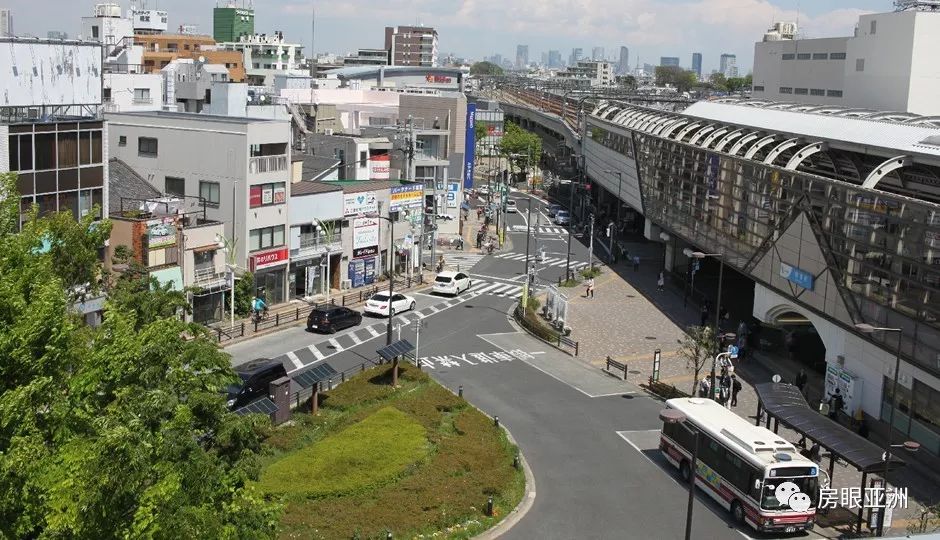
[708,73,753,93]
[677,325,715,395]
[469,61,503,76]
[654,66,697,92]
[0,173,280,538]
[498,121,542,182]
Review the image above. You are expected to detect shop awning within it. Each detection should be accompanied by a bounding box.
[755,382,904,473]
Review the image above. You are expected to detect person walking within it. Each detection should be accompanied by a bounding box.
[585,277,595,298]
[731,375,742,407]
[632,254,641,272]
[699,376,711,398]
[828,388,845,421]
[657,271,665,292]
[719,372,732,407]
[700,301,710,327]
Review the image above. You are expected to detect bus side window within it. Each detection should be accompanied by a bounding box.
[748,473,763,501]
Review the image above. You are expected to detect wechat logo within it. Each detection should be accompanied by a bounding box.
[770,481,812,512]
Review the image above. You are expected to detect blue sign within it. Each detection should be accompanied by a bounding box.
[464,103,477,190]
[728,345,739,359]
[363,257,376,285]
[780,262,815,290]
[349,259,365,288]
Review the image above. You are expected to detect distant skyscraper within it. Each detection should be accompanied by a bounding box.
[541,51,548,66]
[720,53,738,77]
[660,57,680,67]
[592,46,605,61]
[618,46,630,74]
[643,63,655,76]
[516,44,529,69]
[570,47,583,66]
[0,9,12,37]
[548,49,562,68]
[691,52,702,77]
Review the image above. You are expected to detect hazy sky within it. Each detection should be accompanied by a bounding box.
[17,0,888,72]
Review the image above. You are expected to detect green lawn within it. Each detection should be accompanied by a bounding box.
[257,364,525,540]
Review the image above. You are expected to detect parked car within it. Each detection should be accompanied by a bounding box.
[226,358,287,409]
[433,271,472,296]
[505,199,518,213]
[307,305,363,333]
[364,291,417,317]
[554,210,571,225]
[548,203,562,217]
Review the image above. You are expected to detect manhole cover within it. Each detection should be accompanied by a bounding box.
[645,336,657,340]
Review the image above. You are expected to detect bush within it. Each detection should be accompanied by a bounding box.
[525,295,540,312]
[580,266,601,279]
[514,304,559,343]
[560,278,581,288]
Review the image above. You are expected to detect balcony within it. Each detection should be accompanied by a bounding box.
[192,266,230,292]
[249,154,288,174]
[295,232,342,256]
[132,97,154,105]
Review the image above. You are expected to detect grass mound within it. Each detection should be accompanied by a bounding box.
[258,406,427,498]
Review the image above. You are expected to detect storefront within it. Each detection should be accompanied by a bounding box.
[250,247,289,304]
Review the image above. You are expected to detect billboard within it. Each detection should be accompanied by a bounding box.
[464,103,476,189]
[343,191,378,216]
[352,217,380,258]
[390,184,423,211]
[0,40,102,107]
[369,153,390,180]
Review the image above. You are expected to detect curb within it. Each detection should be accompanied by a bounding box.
[476,425,537,540]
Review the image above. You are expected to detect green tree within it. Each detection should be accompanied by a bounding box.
[498,121,542,184]
[617,74,638,91]
[709,72,728,91]
[232,271,255,317]
[655,66,697,92]
[475,121,488,142]
[469,61,503,76]
[0,173,280,538]
[677,325,715,396]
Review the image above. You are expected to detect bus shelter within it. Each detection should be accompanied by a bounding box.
[753,382,905,533]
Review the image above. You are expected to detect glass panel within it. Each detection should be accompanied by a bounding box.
[34,133,56,170]
[16,173,34,196]
[36,193,56,216]
[91,131,102,163]
[35,171,56,194]
[8,135,18,170]
[58,191,79,219]
[58,168,78,191]
[19,135,33,171]
[57,132,78,168]
[79,132,92,165]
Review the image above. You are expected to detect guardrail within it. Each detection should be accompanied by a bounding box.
[558,335,580,356]
[605,355,627,380]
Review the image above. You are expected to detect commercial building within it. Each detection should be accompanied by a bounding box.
[691,52,702,78]
[592,46,605,61]
[81,3,133,48]
[344,48,390,67]
[287,178,344,299]
[719,53,738,78]
[548,50,563,69]
[134,34,246,82]
[752,6,940,115]
[307,133,393,181]
[213,3,254,43]
[618,46,630,75]
[385,25,438,67]
[129,6,168,34]
[218,31,305,85]
[570,48,583,66]
[660,57,680,67]
[321,65,465,92]
[515,45,529,70]
[105,111,293,305]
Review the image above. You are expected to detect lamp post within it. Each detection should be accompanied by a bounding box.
[687,250,725,398]
[660,408,699,540]
[854,323,903,537]
[604,169,624,232]
[216,234,237,329]
[374,202,397,346]
[564,177,576,281]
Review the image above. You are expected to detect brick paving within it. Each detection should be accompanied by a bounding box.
[565,235,940,537]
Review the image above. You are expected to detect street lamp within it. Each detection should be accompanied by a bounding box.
[660,408,699,540]
[374,202,398,346]
[604,170,624,230]
[687,250,725,399]
[854,323,904,537]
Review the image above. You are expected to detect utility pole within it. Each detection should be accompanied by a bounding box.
[523,196,533,277]
[564,179,575,280]
[588,213,595,270]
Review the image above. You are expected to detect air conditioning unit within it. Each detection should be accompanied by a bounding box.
[340,279,352,290]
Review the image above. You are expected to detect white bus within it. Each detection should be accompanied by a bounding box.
[660,398,821,534]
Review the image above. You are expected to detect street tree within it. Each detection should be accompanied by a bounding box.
[655,66,697,92]
[677,325,716,396]
[469,61,503,76]
[709,72,728,90]
[498,121,542,184]
[0,173,281,539]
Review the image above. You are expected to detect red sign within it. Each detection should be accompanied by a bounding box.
[250,247,289,271]
[425,74,453,84]
[249,186,262,207]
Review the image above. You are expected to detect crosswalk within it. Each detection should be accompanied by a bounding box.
[493,251,589,270]
[510,225,569,235]
[470,280,524,299]
[439,252,487,271]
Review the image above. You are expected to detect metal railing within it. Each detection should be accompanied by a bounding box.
[193,267,229,287]
[132,97,154,104]
[248,154,288,174]
[299,233,341,250]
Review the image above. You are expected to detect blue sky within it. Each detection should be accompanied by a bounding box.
[17,1,891,72]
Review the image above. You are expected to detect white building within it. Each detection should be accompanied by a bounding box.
[719,53,738,78]
[81,3,134,48]
[752,6,940,115]
[0,9,12,37]
[218,31,305,86]
[129,7,168,34]
[554,60,614,87]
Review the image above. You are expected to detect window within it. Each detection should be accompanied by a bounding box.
[249,225,285,252]
[199,181,220,206]
[856,58,865,72]
[138,136,158,157]
[165,177,185,197]
[91,26,99,38]
[779,87,793,94]
[118,135,127,147]
[797,53,811,60]
[782,53,795,60]
[810,88,826,96]
[133,88,151,103]
[827,90,843,97]
[794,88,808,95]
[194,250,214,272]
[830,52,847,60]
[359,150,368,166]
[753,85,765,92]
[870,20,877,35]
[249,182,286,207]
[812,53,828,60]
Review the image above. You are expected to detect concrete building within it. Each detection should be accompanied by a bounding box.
[719,53,738,78]
[129,6,168,35]
[0,9,11,37]
[555,60,614,87]
[161,59,231,113]
[82,3,133,48]
[134,34,246,82]
[286,179,344,299]
[344,48,390,67]
[385,25,438,67]
[218,31,305,85]
[752,7,940,115]
[515,45,529,70]
[618,46,630,75]
[307,133,393,181]
[592,46,605,61]
[213,3,254,43]
[47,31,69,40]
[321,65,465,92]
[105,111,293,305]
[691,52,702,78]
[660,56,680,67]
[548,50,563,69]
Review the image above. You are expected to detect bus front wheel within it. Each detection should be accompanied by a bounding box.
[731,501,745,525]
[679,460,692,483]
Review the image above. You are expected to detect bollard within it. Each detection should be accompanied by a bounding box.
[328,378,333,391]
[341,371,345,383]
[361,362,365,372]
[494,415,500,428]
[486,496,494,517]
[513,455,520,469]
[458,385,464,398]
[275,313,280,326]
[296,307,300,320]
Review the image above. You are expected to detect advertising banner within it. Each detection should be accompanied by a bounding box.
[464,103,477,189]
[363,257,376,285]
[343,191,378,216]
[250,247,289,271]
[779,262,815,290]
[447,182,460,209]
[146,219,176,248]
[349,259,365,288]
[390,184,424,211]
[353,217,380,258]
[369,153,390,180]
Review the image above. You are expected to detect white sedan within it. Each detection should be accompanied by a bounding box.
[505,199,518,213]
[433,271,472,296]
[363,291,417,317]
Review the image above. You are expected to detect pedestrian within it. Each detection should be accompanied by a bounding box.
[698,376,711,398]
[720,373,732,407]
[585,277,595,298]
[731,375,742,407]
[657,271,665,292]
[633,254,641,272]
[700,302,710,327]
[794,368,808,394]
[828,388,844,421]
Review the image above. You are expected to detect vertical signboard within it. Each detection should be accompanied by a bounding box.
[464,103,477,190]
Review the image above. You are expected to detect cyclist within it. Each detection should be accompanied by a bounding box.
[252,295,268,322]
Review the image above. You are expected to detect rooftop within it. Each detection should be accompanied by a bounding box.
[108,158,161,215]
[104,110,285,125]
[325,65,463,79]
[290,179,343,196]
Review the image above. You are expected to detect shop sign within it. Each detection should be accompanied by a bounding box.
[349,258,365,288]
[390,184,423,211]
[147,218,176,248]
[779,262,814,290]
[251,247,289,271]
[353,217,379,258]
[363,257,376,285]
[425,74,453,84]
[343,191,378,216]
[446,182,460,208]
[370,154,390,180]
[464,103,476,189]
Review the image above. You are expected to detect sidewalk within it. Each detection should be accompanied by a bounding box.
[564,235,940,537]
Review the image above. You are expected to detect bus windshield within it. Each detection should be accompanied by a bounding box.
[761,476,819,511]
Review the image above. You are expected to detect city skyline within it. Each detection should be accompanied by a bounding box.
[7,0,885,73]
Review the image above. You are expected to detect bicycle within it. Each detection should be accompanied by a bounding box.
[252,307,269,324]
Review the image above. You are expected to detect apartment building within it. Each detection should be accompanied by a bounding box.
[385,25,438,67]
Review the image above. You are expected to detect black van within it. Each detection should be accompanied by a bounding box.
[226,358,287,409]
[307,306,363,333]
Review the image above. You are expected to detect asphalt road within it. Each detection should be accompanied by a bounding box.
[224,194,754,539]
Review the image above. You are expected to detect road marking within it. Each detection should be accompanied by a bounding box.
[426,305,441,313]
[365,326,380,337]
[285,351,304,370]
[307,344,326,361]
[348,332,362,345]
[327,338,343,350]
[475,283,504,294]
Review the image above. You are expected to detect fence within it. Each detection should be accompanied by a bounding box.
[605,356,627,380]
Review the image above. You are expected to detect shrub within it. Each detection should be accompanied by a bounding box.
[514,305,559,343]
[580,266,601,279]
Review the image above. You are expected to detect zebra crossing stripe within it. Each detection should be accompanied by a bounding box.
[365,326,381,338]
[490,283,516,296]
[475,282,504,294]
[307,344,326,362]
[348,332,362,345]
[286,351,304,370]
[327,338,343,351]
